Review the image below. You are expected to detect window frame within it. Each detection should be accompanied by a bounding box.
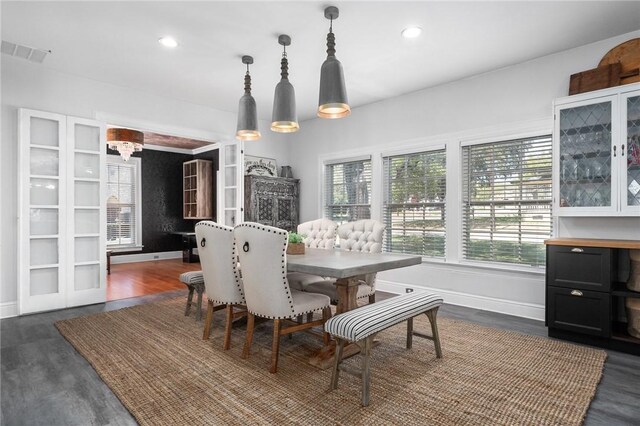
[106,155,143,252]
[322,155,373,225]
[382,146,447,259]
[459,134,553,270]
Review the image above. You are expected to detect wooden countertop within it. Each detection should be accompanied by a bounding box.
[545,238,640,249]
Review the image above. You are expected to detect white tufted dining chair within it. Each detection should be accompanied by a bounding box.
[195,221,246,350]
[287,219,338,292]
[234,222,332,373]
[305,219,386,304]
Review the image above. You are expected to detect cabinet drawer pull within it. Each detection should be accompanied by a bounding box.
[571,290,583,297]
[571,248,584,253]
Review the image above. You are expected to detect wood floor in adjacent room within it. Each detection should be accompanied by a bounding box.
[107,259,201,301]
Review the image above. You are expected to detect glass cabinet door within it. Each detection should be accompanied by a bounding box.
[557,99,615,212]
[622,93,640,214]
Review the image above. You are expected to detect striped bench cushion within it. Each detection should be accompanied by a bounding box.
[179,271,204,286]
[325,292,443,342]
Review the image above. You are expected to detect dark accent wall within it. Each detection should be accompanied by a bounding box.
[108,147,219,255]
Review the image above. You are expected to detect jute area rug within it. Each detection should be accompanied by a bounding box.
[56,297,606,425]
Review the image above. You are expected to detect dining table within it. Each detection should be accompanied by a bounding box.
[286,248,423,368]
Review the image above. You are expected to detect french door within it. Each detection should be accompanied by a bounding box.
[218,141,244,227]
[19,109,106,314]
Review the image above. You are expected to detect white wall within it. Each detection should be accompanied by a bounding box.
[0,58,290,313]
[287,30,640,320]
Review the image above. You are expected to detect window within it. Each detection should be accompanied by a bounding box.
[383,149,447,257]
[461,135,552,267]
[106,155,142,250]
[324,158,371,225]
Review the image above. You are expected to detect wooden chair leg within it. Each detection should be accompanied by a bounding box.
[368,293,376,304]
[330,339,345,390]
[242,313,255,359]
[306,312,314,323]
[223,305,233,350]
[185,286,194,316]
[361,336,372,407]
[270,319,282,374]
[322,307,332,346]
[406,317,414,349]
[195,289,204,321]
[425,307,442,358]
[202,300,215,340]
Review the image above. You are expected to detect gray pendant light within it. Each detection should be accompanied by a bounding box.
[318,6,350,119]
[271,35,299,133]
[236,55,261,141]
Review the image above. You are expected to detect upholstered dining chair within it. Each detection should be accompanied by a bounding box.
[287,218,338,292]
[195,221,246,350]
[234,222,332,373]
[305,219,386,304]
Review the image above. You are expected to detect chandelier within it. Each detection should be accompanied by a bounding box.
[107,128,144,161]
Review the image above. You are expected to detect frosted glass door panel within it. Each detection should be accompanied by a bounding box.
[626,95,640,208]
[225,210,236,227]
[75,153,100,178]
[558,101,613,208]
[75,181,100,206]
[75,265,100,290]
[225,189,237,208]
[30,117,59,147]
[75,209,100,234]
[30,148,59,176]
[30,208,58,235]
[30,268,59,296]
[225,166,237,186]
[30,238,58,266]
[225,145,237,164]
[75,124,100,151]
[30,178,59,205]
[75,237,99,262]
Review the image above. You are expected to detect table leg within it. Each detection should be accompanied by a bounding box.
[335,277,360,314]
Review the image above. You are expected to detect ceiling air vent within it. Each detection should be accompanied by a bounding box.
[1,41,50,63]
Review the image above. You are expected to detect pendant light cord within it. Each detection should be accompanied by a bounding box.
[326,16,336,57]
[281,45,289,80]
[244,67,252,95]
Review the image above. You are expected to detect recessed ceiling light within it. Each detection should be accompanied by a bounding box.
[401,27,422,39]
[158,36,178,48]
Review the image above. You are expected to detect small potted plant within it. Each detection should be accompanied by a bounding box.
[287,232,306,255]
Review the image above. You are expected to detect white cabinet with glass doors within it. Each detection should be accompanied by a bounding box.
[553,83,640,216]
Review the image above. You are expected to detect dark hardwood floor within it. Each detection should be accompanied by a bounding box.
[2,290,639,425]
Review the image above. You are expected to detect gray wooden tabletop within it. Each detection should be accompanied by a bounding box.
[286,248,422,279]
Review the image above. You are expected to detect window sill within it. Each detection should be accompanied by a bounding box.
[108,245,144,254]
[417,257,545,276]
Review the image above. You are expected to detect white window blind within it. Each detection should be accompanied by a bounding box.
[107,158,139,248]
[324,159,372,225]
[383,149,446,257]
[461,135,552,267]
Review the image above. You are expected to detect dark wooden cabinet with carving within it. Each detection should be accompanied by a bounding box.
[244,175,299,231]
[545,238,640,355]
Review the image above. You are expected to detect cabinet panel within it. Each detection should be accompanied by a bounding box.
[622,92,640,214]
[547,245,613,291]
[547,286,610,337]
[245,175,299,231]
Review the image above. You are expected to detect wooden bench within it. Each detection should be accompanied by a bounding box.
[324,292,444,406]
[179,271,206,321]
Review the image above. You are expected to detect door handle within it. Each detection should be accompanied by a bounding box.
[621,144,625,157]
[613,145,617,157]
[571,290,583,297]
[571,248,584,253]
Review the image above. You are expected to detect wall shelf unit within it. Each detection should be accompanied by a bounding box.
[183,159,213,219]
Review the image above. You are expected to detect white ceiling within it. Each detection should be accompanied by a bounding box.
[3,1,639,122]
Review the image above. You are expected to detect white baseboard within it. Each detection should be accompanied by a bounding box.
[110,250,183,264]
[0,302,18,319]
[376,279,545,321]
